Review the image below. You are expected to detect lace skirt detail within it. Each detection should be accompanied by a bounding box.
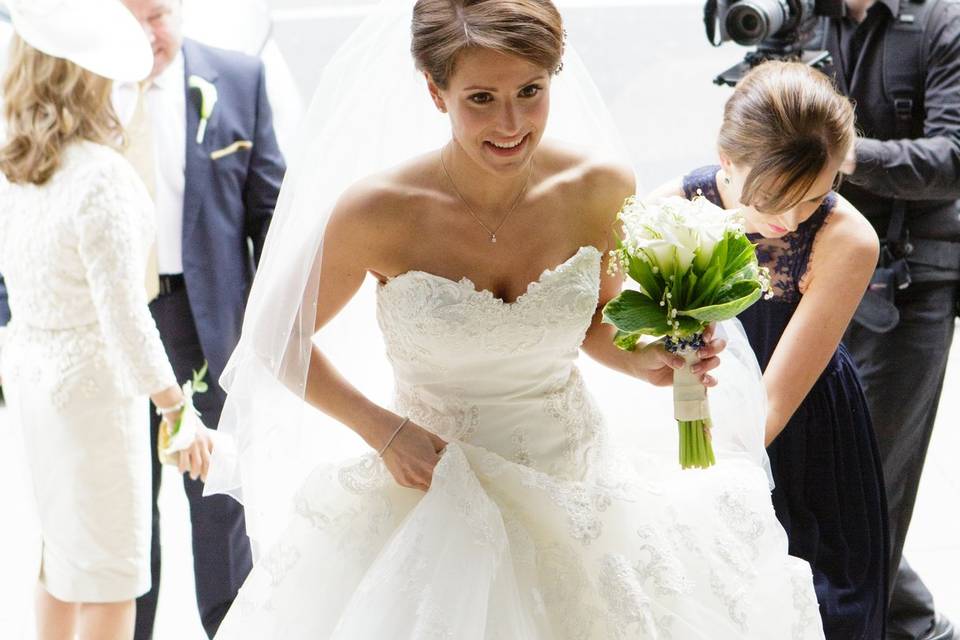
[216,443,824,639]
[1,322,123,410]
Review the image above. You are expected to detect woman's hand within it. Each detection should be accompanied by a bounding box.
[636,324,726,387]
[177,424,214,482]
[378,419,447,491]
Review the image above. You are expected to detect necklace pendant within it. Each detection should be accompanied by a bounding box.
[491,234,497,244]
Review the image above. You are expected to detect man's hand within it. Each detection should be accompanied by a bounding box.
[178,426,214,482]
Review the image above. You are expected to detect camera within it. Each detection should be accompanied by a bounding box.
[704,0,845,86]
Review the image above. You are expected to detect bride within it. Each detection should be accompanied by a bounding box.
[206,0,825,637]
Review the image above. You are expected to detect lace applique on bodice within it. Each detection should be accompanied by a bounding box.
[375,246,605,478]
[682,165,836,304]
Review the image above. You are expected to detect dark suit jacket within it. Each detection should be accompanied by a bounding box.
[0,274,9,327]
[179,39,285,383]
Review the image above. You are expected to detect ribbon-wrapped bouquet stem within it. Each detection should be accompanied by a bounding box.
[603,196,768,469]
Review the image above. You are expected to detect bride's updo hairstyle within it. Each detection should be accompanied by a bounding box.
[411,0,565,89]
[718,61,855,212]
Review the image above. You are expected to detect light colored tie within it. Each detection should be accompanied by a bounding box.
[124,82,161,302]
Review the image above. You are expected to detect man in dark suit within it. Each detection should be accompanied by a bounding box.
[821,1,960,638]
[117,1,285,638]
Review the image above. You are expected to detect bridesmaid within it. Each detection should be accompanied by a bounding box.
[650,61,888,639]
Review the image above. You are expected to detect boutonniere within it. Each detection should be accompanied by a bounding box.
[188,75,218,144]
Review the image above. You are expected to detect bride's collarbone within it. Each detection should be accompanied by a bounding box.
[368,182,604,297]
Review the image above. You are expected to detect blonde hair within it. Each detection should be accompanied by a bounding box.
[411,0,565,89]
[718,61,855,212]
[0,36,123,186]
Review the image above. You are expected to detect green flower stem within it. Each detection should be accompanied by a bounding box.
[678,419,714,469]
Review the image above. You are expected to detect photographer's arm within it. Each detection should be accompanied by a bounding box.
[843,4,960,201]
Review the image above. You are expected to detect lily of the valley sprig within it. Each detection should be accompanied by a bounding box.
[188,75,218,144]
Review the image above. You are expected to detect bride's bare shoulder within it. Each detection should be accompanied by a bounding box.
[328,152,440,236]
[538,140,633,186]
[537,140,636,224]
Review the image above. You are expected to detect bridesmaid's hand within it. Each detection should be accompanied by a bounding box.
[696,324,726,387]
[379,419,447,492]
[635,324,726,387]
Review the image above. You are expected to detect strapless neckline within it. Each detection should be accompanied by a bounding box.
[379,245,601,307]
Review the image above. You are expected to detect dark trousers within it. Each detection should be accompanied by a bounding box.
[0,273,10,326]
[845,280,957,640]
[134,287,252,640]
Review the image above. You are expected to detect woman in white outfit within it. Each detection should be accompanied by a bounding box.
[0,1,210,638]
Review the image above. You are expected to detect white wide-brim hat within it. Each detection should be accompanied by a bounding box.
[8,0,152,82]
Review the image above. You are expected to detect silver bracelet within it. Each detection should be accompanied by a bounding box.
[155,398,185,416]
[377,416,410,457]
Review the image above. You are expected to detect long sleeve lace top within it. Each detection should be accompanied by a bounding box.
[0,141,176,405]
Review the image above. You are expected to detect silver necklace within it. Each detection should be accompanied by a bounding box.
[439,147,532,244]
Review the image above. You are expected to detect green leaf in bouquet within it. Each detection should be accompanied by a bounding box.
[602,290,672,336]
[671,264,687,308]
[625,249,663,300]
[680,283,762,323]
[703,233,730,274]
[718,264,761,293]
[613,330,644,351]
[721,235,758,280]
[673,315,705,337]
[686,261,724,310]
[682,271,699,309]
[709,234,729,271]
[715,279,762,304]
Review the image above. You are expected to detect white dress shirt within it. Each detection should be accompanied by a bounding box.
[114,52,187,275]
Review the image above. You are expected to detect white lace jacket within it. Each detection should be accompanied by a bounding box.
[0,141,175,406]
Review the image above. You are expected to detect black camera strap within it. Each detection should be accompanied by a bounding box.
[704,0,722,46]
[883,0,941,253]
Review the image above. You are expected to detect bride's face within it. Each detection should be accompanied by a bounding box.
[430,48,551,176]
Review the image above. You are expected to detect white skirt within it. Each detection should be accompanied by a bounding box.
[4,343,151,603]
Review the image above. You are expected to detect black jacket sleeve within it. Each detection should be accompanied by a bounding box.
[847,2,960,201]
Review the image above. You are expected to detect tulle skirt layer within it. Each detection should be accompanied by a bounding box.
[216,442,824,639]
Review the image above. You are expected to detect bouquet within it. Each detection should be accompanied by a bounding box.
[603,195,768,469]
[158,362,209,466]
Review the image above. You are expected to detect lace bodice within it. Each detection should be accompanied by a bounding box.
[682,165,836,304]
[375,246,606,477]
[0,141,175,403]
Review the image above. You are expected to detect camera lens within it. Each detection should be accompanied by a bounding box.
[725,0,788,45]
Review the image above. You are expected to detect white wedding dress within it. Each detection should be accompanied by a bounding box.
[214,245,823,639]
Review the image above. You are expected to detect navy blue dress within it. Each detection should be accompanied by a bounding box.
[683,166,888,639]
